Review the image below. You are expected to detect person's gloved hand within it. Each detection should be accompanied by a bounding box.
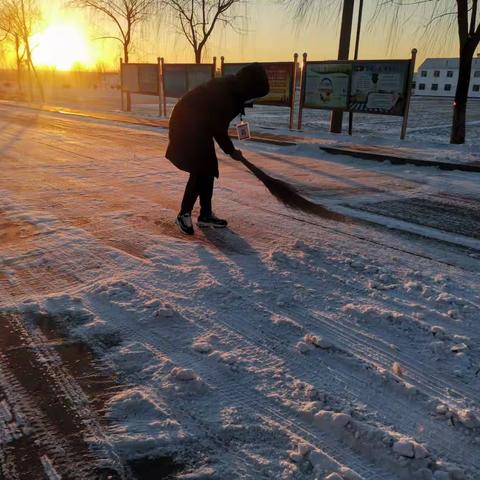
[230,149,244,161]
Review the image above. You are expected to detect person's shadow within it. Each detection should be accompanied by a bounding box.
[199,227,256,256]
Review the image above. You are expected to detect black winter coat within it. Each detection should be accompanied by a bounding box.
[166,63,269,178]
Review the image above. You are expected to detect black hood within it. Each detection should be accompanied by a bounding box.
[234,63,270,101]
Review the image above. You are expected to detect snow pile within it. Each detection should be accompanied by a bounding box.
[301,406,465,480]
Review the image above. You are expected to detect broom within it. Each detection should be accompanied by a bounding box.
[239,155,348,222]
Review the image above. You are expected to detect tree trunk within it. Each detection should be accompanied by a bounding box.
[26,55,33,102]
[450,42,475,144]
[124,45,131,112]
[25,40,44,103]
[15,34,22,95]
[195,47,202,64]
[31,62,45,103]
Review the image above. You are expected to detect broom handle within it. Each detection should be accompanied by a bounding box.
[238,154,252,169]
[237,153,285,190]
[238,154,262,177]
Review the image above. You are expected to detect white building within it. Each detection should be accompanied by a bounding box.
[413,57,480,98]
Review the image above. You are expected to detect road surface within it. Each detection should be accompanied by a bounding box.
[1,104,480,480]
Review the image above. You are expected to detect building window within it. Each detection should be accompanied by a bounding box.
[444,84,452,91]
[447,70,453,77]
[474,71,480,78]
[421,71,427,77]
[412,81,416,89]
[431,84,438,91]
[419,83,426,90]
[434,70,440,77]
[473,85,480,92]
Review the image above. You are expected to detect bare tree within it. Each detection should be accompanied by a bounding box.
[166,0,246,63]
[379,1,480,144]
[69,0,159,110]
[0,0,44,101]
[290,0,480,144]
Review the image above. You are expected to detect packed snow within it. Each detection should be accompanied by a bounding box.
[1,102,480,479]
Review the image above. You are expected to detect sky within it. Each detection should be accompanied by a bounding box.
[4,0,465,71]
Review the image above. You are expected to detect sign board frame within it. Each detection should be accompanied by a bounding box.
[348,59,411,117]
[159,58,217,116]
[298,49,417,139]
[120,62,160,95]
[162,62,216,98]
[301,60,352,111]
[120,59,163,114]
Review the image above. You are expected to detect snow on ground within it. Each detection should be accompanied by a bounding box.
[1,103,480,479]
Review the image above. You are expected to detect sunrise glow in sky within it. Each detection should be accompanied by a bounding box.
[11,0,461,71]
[31,24,92,70]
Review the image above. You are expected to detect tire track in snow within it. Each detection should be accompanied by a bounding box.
[220,201,480,406]
[186,227,480,473]
[309,308,479,408]
[0,313,125,479]
[141,228,480,475]
[270,305,480,472]
[0,198,153,306]
[216,297,479,475]
[85,294,393,480]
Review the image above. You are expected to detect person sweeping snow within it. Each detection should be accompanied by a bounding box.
[166,63,270,235]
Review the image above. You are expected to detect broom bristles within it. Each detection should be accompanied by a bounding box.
[240,157,348,222]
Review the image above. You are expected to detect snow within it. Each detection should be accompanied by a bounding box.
[433,472,450,480]
[392,440,415,458]
[1,102,480,479]
[40,455,62,480]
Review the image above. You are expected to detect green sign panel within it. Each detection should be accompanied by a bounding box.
[303,62,351,109]
[163,64,213,98]
[303,59,411,116]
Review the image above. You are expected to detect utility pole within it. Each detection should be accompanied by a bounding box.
[330,0,355,134]
[348,0,364,135]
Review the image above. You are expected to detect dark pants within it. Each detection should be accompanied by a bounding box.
[180,173,214,216]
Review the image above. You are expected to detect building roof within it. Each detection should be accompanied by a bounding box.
[418,57,480,70]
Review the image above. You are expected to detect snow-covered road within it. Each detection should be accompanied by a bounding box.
[1,104,479,480]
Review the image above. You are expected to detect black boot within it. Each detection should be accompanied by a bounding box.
[176,213,194,235]
[197,212,228,228]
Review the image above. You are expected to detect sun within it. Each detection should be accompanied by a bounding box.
[31,24,92,71]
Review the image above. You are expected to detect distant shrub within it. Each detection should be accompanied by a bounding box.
[62,83,72,89]
[3,82,11,88]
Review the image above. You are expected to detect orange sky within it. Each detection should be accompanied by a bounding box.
[4,0,463,71]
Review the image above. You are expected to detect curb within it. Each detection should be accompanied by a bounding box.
[319,146,480,173]
[247,135,297,147]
